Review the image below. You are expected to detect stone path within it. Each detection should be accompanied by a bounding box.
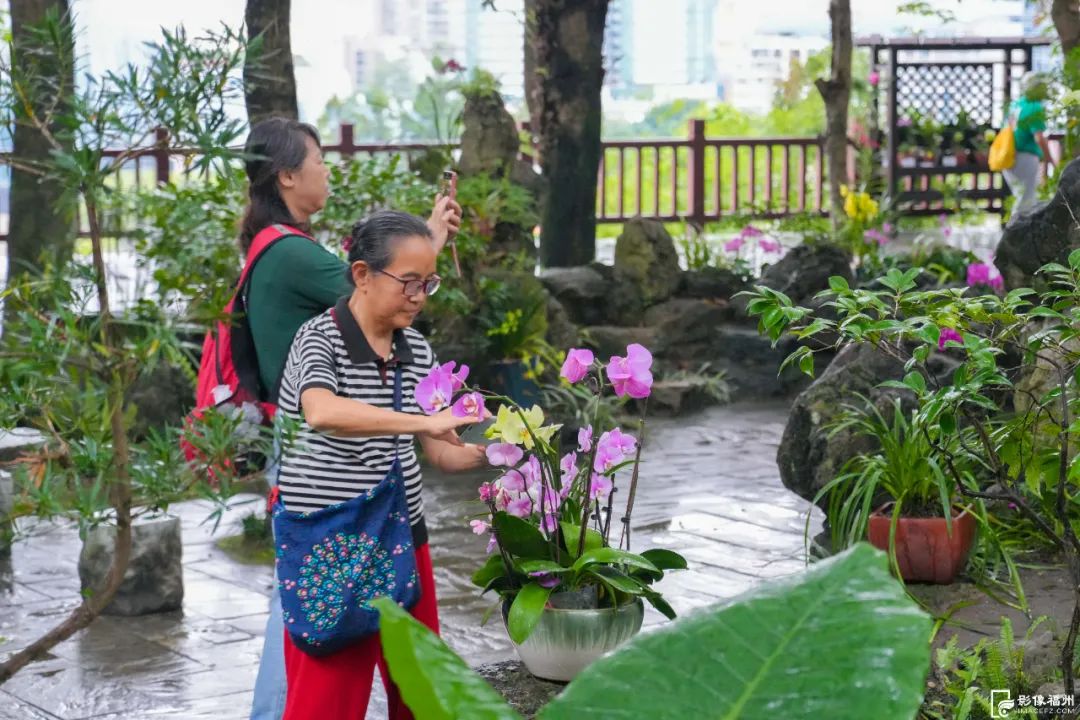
[0,401,821,719]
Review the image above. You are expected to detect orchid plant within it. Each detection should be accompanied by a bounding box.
[414,344,687,644]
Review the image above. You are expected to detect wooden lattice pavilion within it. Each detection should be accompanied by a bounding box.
[859,35,1053,215]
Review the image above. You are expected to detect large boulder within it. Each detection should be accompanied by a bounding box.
[583,326,657,359]
[777,344,959,507]
[539,266,610,326]
[79,514,184,616]
[996,157,1080,290]
[613,218,682,307]
[756,243,853,305]
[680,267,748,301]
[458,91,522,179]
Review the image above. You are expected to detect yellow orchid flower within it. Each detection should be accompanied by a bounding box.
[484,404,560,449]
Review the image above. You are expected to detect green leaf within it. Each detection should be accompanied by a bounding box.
[507,582,553,644]
[472,554,508,589]
[373,598,521,720]
[560,521,604,557]
[902,371,926,394]
[571,547,660,574]
[587,566,647,595]
[493,511,550,559]
[799,350,815,377]
[540,544,931,720]
[828,275,850,292]
[640,548,688,571]
[517,559,569,575]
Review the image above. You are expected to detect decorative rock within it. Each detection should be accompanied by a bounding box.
[996,157,1080,290]
[458,91,522,178]
[539,266,610,326]
[545,296,579,350]
[777,344,959,507]
[128,362,194,440]
[476,660,563,717]
[756,243,853,305]
[680,267,748,300]
[78,514,184,616]
[613,218,682,307]
[582,326,657,360]
[648,299,732,349]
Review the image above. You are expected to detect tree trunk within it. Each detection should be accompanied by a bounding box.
[524,0,609,268]
[7,0,76,278]
[1053,0,1080,57]
[814,0,852,228]
[243,0,298,124]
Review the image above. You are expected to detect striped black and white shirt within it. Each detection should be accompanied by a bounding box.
[276,296,436,546]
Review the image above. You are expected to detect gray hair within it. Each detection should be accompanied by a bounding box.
[344,210,433,283]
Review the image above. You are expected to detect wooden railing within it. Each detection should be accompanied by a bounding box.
[0,121,840,241]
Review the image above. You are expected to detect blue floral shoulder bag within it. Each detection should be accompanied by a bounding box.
[270,364,421,656]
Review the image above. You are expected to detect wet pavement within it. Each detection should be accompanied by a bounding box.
[0,401,821,719]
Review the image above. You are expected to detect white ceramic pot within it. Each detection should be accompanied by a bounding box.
[504,597,644,682]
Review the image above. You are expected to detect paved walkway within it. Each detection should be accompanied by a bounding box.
[0,401,820,719]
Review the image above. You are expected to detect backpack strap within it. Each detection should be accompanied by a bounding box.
[239,224,314,290]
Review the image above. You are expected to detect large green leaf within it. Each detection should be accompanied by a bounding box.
[540,544,931,720]
[571,547,659,574]
[373,598,521,720]
[507,581,554,644]
[472,554,508,589]
[493,511,550,558]
[640,548,688,571]
[560,521,604,557]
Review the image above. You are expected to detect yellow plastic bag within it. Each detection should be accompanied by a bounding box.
[988,124,1016,172]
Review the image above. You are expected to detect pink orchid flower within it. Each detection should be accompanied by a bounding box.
[606,344,654,399]
[588,472,613,500]
[414,371,453,414]
[938,328,963,350]
[451,392,486,419]
[560,451,577,476]
[758,238,782,253]
[478,482,495,502]
[470,519,489,535]
[724,236,745,253]
[520,455,542,489]
[529,571,561,588]
[497,469,526,493]
[578,426,593,453]
[560,348,595,384]
[506,496,533,518]
[486,443,523,467]
[966,262,1003,291]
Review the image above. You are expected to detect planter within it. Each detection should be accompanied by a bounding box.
[867,505,976,584]
[78,513,184,615]
[502,596,644,682]
[487,359,541,407]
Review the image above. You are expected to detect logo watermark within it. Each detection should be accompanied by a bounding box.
[991,689,1078,717]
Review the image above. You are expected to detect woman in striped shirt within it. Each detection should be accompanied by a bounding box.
[276,211,486,720]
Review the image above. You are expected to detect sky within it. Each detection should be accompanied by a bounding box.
[6,0,1036,122]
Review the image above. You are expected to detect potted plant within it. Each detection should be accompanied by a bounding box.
[813,395,977,584]
[414,343,686,681]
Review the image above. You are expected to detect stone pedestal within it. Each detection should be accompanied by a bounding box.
[477,660,563,718]
[78,514,183,616]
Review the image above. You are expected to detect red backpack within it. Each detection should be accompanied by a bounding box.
[182,224,315,466]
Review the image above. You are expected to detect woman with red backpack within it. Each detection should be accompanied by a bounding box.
[237,117,462,720]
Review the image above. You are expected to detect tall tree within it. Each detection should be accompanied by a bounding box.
[243,0,298,123]
[7,0,76,278]
[523,0,609,267]
[814,0,852,228]
[1051,0,1080,57]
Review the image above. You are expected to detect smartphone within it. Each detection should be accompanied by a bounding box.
[439,170,457,199]
[439,170,462,276]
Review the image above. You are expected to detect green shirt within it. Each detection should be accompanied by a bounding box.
[1012,98,1047,159]
[246,235,353,399]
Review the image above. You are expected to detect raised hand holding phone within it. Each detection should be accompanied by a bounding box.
[439,170,462,277]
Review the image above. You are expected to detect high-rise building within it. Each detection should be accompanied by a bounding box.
[464,0,526,100]
[605,0,635,98]
[716,31,828,115]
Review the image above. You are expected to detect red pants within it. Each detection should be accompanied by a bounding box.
[282,543,440,720]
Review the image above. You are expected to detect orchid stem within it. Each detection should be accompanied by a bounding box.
[618,400,649,552]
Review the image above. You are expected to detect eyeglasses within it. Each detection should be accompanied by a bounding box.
[378,270,441,297]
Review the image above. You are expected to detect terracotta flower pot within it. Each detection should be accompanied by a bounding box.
[866,505,976,584]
